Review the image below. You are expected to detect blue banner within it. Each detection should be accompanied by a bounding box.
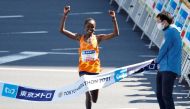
[156,0,165,12]
[175,8,188,30]
[16,87,55,101]
[165,0,177,15]
[186,25,190,41]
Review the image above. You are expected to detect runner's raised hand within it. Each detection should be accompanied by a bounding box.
[109,10,116,18]
[64,6,70,15]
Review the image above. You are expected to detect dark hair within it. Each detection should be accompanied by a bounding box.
[156,11,173,24]
[84,18,96,26]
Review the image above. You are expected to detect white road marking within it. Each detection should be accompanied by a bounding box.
[48,52,78,55]
[0,31,48,35]
[0,67,77,72]
[96,28,132,32]
[69,12,103,15]
[0,51,79,64]
[96,29,113,31]
[52,48,79,51]
[0,51,48,64]
[138,55,156,58]
[0,51,9,53]
[145,44,156,47]
[143,72,156,75]
[0,15,24,19]
[15,31,48,34]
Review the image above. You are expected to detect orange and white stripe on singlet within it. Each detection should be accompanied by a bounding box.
[78,35,101,73]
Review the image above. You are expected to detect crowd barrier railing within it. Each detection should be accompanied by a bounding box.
[180,53,190,97]
[110,0,190,97]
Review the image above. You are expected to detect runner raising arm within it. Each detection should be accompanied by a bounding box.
[59,6,119,43]
[96,10,119,43]
[59,6,81,41]
[59,6,119,109]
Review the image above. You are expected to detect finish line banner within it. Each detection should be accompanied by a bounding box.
[0,59,157,102]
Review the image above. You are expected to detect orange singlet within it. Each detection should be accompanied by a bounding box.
[78,35,101,73]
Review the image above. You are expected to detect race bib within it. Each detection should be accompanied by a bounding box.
[81,50,97,62]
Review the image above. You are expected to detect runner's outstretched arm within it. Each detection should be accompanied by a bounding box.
[60,6,80,41]
[97,10,119,42]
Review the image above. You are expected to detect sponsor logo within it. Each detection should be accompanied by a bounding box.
[114,69,128,82]
[2,84,18,98]
[81,50,97,62]
[16,86,55,101]
[82,50,95,54]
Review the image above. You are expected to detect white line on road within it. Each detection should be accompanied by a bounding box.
[95,28,132,32]
[96,29,113,31]
[60,12,103,16]
[48,52,78,55]
[69,12,103,15]
[0,67,77,72]
[16,31,48,34]
[52,48,79,51]
[0,51,79,64]
[0,51,9,53]
[0,31,48,35]
[138,55,156,58]
[143,71,156,75]
[0,51,48,64]
[0,15,24,19]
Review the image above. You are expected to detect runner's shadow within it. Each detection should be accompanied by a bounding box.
[121,71,190,107]
[129,99,157,103]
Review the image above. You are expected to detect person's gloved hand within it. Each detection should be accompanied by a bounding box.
[134,68,145,74]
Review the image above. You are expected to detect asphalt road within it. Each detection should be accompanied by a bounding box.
[0,0,189,109]
[0,0,157,67]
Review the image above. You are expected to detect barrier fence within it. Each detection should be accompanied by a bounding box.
[110,0,190,97]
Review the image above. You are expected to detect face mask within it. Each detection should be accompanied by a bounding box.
[157,23,165,30]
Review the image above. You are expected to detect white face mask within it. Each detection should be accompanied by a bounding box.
[157,23,165,30]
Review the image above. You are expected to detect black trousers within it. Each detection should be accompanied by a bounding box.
[156,71,177,109]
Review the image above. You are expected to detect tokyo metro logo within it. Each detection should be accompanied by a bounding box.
[2,84,18,98]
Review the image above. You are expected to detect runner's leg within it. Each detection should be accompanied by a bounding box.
[90,89,99,103]
[86,91,92,109]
